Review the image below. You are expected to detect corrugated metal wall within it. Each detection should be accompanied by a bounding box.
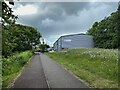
[54,34,94,51]
[53,41,58,51]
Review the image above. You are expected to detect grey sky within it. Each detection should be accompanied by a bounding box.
[9,2,118,46]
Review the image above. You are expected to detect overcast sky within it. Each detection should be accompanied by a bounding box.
[8,1,118,46]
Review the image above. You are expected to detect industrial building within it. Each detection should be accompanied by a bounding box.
[53,33,94,51]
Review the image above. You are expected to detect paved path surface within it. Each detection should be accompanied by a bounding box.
[12,53,89,88]
[40,53,89,88]
[12,55,48,88]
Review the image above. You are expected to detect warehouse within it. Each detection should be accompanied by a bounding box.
[53,33,94,51]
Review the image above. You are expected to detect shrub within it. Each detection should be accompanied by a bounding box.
[2,51,33,87]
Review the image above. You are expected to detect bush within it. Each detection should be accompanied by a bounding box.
[2,51,33,87]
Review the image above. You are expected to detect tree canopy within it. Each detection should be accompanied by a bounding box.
[87,4,119,49]
[118,4,120,49]
[1,2,41,57]
[1,2,17,28]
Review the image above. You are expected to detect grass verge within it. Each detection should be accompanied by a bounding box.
[0,55,2,90]
[46,48,118,88]
[2,51,33,88]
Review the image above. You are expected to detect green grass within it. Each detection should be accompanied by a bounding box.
[46,48,118,88]
[0,55,2,90]
[2,51,33,88]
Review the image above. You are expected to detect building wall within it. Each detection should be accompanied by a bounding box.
[54,34,94,51]
[54,37,62,51]
[53,41,58,51]
[57,38,62,51]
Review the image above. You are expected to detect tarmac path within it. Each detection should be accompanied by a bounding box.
[12,55,48,88]
[12,52,89,89]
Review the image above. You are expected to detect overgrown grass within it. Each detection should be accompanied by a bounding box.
[46,48,118,88]
[0,55,2,90]
[2,51,33,88]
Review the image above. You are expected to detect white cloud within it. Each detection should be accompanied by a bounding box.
[12,2,118,46]
[13,4,38,16]
[41,18,54,26]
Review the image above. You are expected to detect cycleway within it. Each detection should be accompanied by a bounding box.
[12,53,89,89]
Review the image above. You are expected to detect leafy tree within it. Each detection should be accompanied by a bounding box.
[87,4,119,49]
[39,44,46,53]
[118,4,120,49]
[1,2,17,28]
[2,28,15,57]
[11,24,41,52]
[1,2,18,57]
[39,43,50,53]
[2,24,41,57]
[0,27,2,52]
[1,2,41,57]
[45,44,50,48]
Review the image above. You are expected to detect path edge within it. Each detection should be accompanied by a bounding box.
[44,54,90,88]
[7,55,35,88]
[39,54,50,89]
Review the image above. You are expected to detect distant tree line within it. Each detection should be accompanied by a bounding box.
[1,2,41,57]
[39,39,50,53]
[87,4,120,49]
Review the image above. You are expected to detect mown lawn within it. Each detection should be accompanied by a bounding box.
[2,51,33,88]
[46,48,118,88]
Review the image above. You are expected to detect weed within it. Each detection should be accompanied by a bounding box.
[46,48,118,88]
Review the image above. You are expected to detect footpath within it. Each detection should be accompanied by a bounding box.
[12,53,89,89]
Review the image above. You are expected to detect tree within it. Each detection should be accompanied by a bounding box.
[1,2,41,57]
[1,2,17,28]
[11,24,41,52]
[87,5,119,49]
[1,2,18,57]
[118,4,120,49]
[39,39,50,53]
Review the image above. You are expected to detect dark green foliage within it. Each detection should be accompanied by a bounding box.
[1,2,41,57]
[39,44,46,53]
[1,1,42,88]
[1,2,17,28]
[118,3,120,87]
[118,4,120,49]
[0,27,2,51]
[2,24,41,57]
[11,24,41,52]
[2,51,33,87]
[0,2,2,17]
[39,44,50,53]
[87,5,119,49]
